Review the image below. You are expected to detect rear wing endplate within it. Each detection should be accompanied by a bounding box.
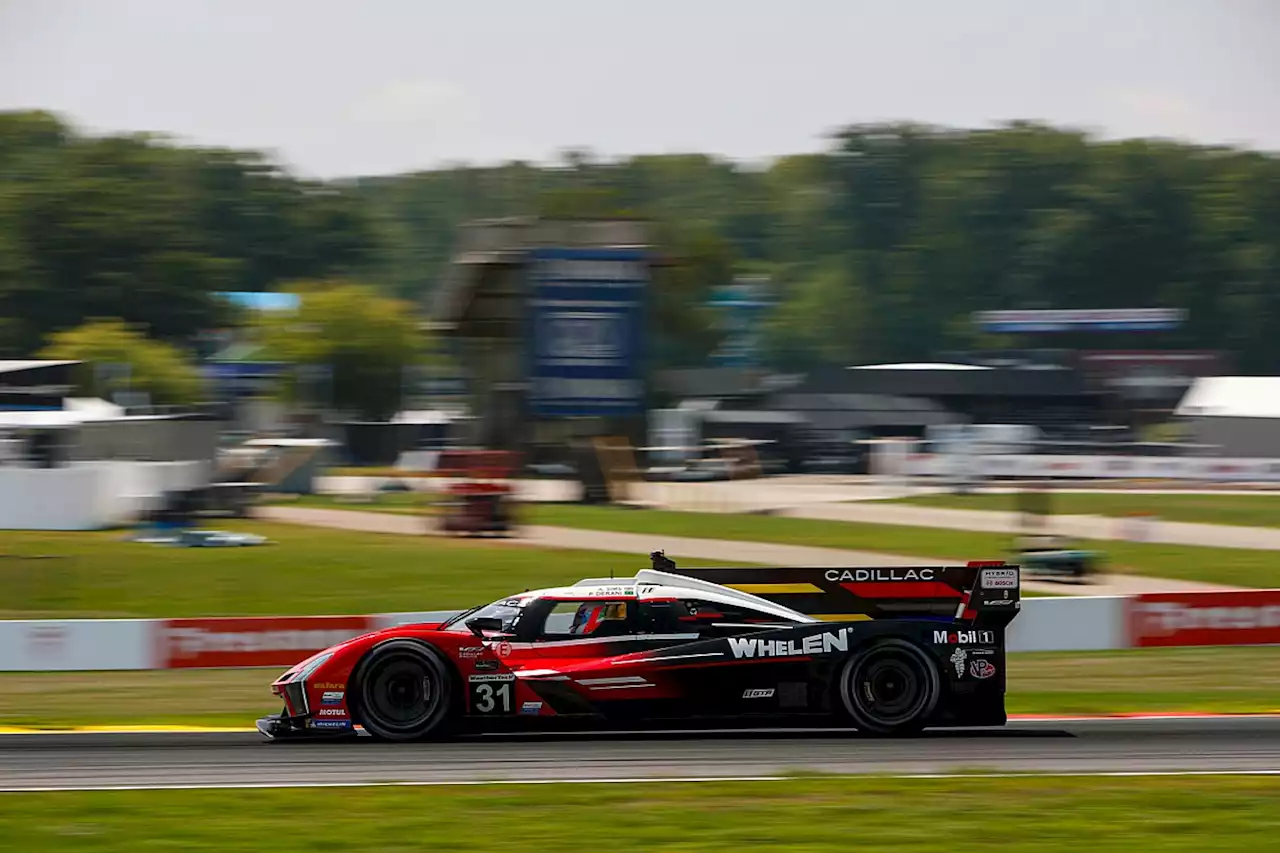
[648,551,1019,625]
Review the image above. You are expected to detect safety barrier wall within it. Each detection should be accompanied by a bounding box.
[0,460,208,530]
[1,593,1276,672]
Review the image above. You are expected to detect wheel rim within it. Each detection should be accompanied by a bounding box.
[849,649,931,728]
[363,654,440,732]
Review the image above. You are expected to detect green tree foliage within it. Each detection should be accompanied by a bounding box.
[0,111,380,356]
[39,319,205,405]
[7,110,1280,375]
[256,282,423,420]
[354,123,1280,373]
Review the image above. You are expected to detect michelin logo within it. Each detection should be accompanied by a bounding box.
[728,629,851,660]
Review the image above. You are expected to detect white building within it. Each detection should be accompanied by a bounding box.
[1175,376,1280,457]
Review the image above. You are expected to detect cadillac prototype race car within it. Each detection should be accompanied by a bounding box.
[258,552,1020,741]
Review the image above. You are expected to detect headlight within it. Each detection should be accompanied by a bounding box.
[295,652,333,682]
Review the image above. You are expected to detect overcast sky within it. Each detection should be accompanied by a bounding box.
[1,0,1276,178]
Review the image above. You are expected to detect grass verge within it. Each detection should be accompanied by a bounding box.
[2,777,1279,851]
[0,521,714,619]
[1,647,1275,729]
[891,491,1280,529]
[523,504,1280,588]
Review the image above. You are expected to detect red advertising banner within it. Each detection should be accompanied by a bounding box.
[1128,591,1280,648]
[157,616,374,668]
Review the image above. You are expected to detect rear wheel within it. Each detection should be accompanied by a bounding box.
[351,640,454,742]
[839,639,940,736]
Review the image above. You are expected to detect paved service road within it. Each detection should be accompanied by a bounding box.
[256,506,1235,597]
[3,717,1278,790]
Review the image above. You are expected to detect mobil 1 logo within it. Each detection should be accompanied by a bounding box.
[933,629,995,646]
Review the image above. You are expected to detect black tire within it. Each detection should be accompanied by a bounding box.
[350,640,454,742]
[839,638,941,736]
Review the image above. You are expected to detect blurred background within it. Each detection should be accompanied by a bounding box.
[1,0,1278,514]
[1,2,1279,845]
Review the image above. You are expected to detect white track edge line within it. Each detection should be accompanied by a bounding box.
[4,769,1280,793]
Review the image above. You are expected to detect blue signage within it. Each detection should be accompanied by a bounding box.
[710,276,772,368]
[527,247,647,416]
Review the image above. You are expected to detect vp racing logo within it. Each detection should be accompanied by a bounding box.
[728,628,851,659]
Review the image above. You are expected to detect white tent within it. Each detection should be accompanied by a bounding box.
[1176,377,1280,457]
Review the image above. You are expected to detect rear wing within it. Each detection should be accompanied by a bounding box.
[647,551,1019,626]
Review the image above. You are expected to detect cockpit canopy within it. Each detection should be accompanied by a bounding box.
[444,569,814,642]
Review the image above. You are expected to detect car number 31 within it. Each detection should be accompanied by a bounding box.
[470,681,513,714]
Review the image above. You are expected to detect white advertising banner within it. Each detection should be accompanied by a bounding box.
[0,619,154,671]
[904,453,1280,482]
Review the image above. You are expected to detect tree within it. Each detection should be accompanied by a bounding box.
[0,111,382,354]
[256,282,423,420]
[39,319,205,405]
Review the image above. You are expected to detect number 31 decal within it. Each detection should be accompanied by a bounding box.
[470,680,513,714]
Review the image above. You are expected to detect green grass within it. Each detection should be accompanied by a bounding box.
[2,646,1275,729]
[523,504,1280,589]
[892,491,1280,528]
[0,521,714,619]
[2,777,1279,852]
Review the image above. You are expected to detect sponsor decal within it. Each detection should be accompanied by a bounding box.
[315,707,347,717]
[468,673,517,683]
[980,569,1018,589]
[949,648,967,678]
[986,597,1017,607]
[320,691,345,706]
[158,616,372,669]
[24,624,68,660]
[584,586,636,597]
[312,682,345,690]
[520,701,543,715]
[473,659,500,672]
[824,568,936,583]
[1129,591,1280,648]
[311,719,352,729]
[933,629,996,645]
[495,641,513,659]
[458,647,485,659]
[728,628,850,659]
[742,689,775,699]
[969,659,996,680]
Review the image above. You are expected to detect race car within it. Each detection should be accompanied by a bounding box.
[257,551,1020,741]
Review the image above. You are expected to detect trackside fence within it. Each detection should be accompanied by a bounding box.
[4,591,1279,672]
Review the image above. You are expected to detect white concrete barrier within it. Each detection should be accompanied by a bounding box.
[0,619,153,671]
[1008,597,1126,652]
[0,460,211,529]
[0,466,117,530]
[0,593,1269,671]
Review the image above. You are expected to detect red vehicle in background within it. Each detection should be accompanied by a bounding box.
[436,449,518,536]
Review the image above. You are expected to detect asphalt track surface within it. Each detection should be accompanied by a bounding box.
[3,717,1279,791]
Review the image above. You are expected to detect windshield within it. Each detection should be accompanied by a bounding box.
[441,597,526,632]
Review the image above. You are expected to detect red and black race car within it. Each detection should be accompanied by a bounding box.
[258,552,1020,740]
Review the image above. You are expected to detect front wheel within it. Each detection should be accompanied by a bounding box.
[351,640,454,742]
[839,639,940,736]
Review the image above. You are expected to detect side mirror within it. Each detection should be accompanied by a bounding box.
[466,616,512,639]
